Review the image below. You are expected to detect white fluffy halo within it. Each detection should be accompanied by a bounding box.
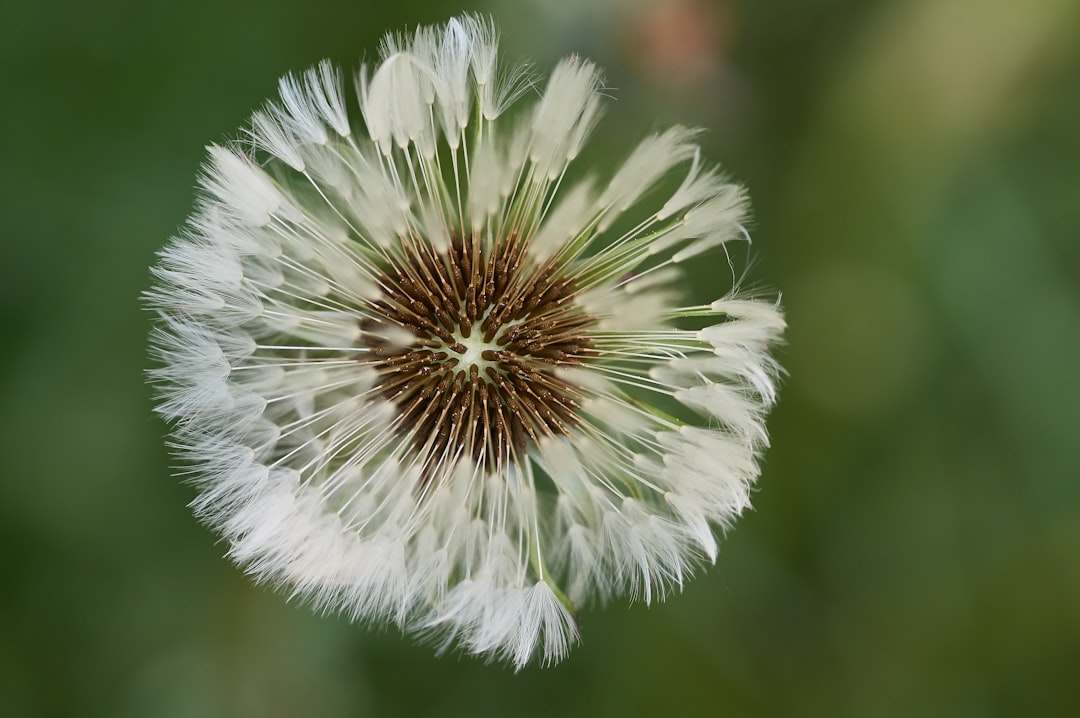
[147,14,784,669]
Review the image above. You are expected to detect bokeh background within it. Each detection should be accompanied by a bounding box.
[3,0,1079,715]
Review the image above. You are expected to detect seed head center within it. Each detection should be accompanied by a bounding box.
[451,323,500,374]
[361,234,598,478]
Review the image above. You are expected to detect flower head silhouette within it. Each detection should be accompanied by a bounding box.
[148,14,784,668]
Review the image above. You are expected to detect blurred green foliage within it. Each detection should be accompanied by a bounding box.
[2,0,1078,716]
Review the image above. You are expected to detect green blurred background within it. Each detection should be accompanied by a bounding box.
[3,0,1079,715]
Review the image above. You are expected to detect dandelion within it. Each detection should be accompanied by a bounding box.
[147,14,784,669]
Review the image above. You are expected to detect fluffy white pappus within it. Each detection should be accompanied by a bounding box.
[424,577,577,670]
[529,178,597,261]
[358,53,431,155]
[708,297,787,339]
[199,146,285,227]
[274,73,330,147]
[305,60,352,138]
[147,14,784,670]
[148,242,258,323]
[622,266,681,295]
[466,137,510,229]
[597,126,700,231]
[529,57,605,179]
[329,149,412,241]
[457,14,502,118]
[673,188,750,263]
[248,110,307,172]
[655,149,730,221]
[598,497,692,604]
[577,284,673,331]
[427,22,472,147]
[148,319,233,419]
[440,14,535,125]
[654,428,758,524]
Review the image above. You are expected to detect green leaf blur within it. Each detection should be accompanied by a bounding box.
[2,0,1077,716]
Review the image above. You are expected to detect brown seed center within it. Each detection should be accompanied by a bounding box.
[361,234,596,479]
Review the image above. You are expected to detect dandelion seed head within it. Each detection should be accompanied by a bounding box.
[147,13,784,669]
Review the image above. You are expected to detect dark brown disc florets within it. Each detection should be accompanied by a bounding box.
[362,234,597,477]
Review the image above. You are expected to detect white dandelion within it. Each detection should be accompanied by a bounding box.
[147,14,784,669]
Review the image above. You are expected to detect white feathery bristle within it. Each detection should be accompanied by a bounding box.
[337,150,411,240]
[200,146,283,227]
[580,391,650,440]
[463,15,498,96]
[598,126,699,231]
[467,137,507,229]
[664,492,719,562]
[577,284,671,331]
[599,497,688,604]
[406,26,440,105]
[565,89,604,164]
[523,582,578,668]
[674,383,769,443]
[460,14,532,121]
[656,150,726,220]
[418,200,451,253]
[432,16,473,145]
[189,208,280,257]
[534,437,595,520]
[275,73,330,146]
[529,57,605,180]
[530,178,596,260]
[671,185,750,262]
[709,298,786,334]
[299,143,349,190]
[248,109,305,171]
[622,266,680,294]
[558,521,598,604]
[657,427,756,516]
[307,59,351,137]
[359,53,430,154]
